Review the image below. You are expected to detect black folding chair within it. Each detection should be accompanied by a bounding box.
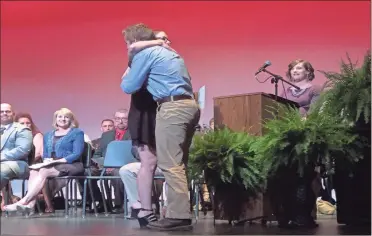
[45,142,94,218]
[82,140,136,217]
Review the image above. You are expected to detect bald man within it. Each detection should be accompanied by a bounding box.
[0,103,33,190]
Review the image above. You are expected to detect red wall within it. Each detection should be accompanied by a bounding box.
[1,1,370,139]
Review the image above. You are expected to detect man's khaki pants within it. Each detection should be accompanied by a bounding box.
[156,99,200,219]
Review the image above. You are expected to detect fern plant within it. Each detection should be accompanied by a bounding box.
[255,105,365,177]
[189,127,266,197]
[313,50,371,124]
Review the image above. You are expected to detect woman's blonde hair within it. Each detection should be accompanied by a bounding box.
[52,108,79,129]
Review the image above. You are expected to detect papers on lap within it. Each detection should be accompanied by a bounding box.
[29,162,56,169]
[29,159,64,169]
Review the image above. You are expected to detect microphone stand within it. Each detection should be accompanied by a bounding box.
[262,69,300,101]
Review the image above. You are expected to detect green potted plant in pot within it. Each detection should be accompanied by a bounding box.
[311,51,371,225]
[189,127,267,224]
[255,105,364,228]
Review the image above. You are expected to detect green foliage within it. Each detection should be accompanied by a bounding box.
[312,50,371,124]
[256,105,365,177]
[189,128,266,197]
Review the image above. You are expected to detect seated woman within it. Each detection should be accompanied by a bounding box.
[4,108,85,213]
[15,113,43,164]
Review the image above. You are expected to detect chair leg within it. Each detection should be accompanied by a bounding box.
[69,180,73,208]
[4,184,10,217]
[160,182,165,219]
[68,180,76,216]
[189,182,194,213]
[195,184,199,222]
[74,180,78,215]
[36,199,42,215]
[22,180,26,197]
[87,179,98,217]
[60,190,64,198]
[99,180,109,216]
[64,180,70,218]
[109,183,113,206]
[124,188,129,219]
[104,180,113,209]
[82,179,88,218]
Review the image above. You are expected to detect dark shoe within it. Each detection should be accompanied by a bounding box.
[137,208,157,229]
[203,201,212,211]
[111,206,124,214]
[131,208,140,219]
[147,218,193,231]
[87,203,105,213]
[284,220,319,229]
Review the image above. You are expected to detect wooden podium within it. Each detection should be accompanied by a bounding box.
[213,92,299,223]
[214,92,298,135]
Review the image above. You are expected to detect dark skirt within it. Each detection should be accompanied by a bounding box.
[54,162,84,177]
[128,87,157,149]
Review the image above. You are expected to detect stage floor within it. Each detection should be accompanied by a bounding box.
[0,211,370,235]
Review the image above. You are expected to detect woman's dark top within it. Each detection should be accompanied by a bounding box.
[281,84,322,116]
[128,87,157,148]
[127,60,157,148]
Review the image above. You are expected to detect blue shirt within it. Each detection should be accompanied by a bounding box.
[43,128,85,164]
[121,46,194,101]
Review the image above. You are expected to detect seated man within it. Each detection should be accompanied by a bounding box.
[1,103,33,191]
[88,109,130,213]
[119,162,166,217]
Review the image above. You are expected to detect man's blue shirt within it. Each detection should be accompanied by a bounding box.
[121,46,194,100]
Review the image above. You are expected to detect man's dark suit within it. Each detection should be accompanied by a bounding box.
[83,129,130,213]
[93,129,131,159]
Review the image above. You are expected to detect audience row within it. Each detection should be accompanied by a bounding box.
[0,103,213,216]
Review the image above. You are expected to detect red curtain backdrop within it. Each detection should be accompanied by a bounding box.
[1,1,370,139]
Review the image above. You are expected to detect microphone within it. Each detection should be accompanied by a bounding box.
[255,60,272,76]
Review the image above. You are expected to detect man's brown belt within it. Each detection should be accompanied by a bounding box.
[156,95,193,105]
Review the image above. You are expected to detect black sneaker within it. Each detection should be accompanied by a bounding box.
[147,218,193,231]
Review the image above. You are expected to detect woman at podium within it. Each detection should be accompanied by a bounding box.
[281,59,322,117]
[274,59,324,228]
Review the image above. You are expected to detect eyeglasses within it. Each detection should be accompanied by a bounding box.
[0,110,12,114]
[157,36,171,44]
[114,117,128,121]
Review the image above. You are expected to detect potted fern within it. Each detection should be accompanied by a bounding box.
[189,128,267,223]
[315,51,370,125]
[312,51,371,225]
[256,105,363,227]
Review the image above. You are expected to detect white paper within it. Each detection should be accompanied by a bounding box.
[198,86,206,110]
